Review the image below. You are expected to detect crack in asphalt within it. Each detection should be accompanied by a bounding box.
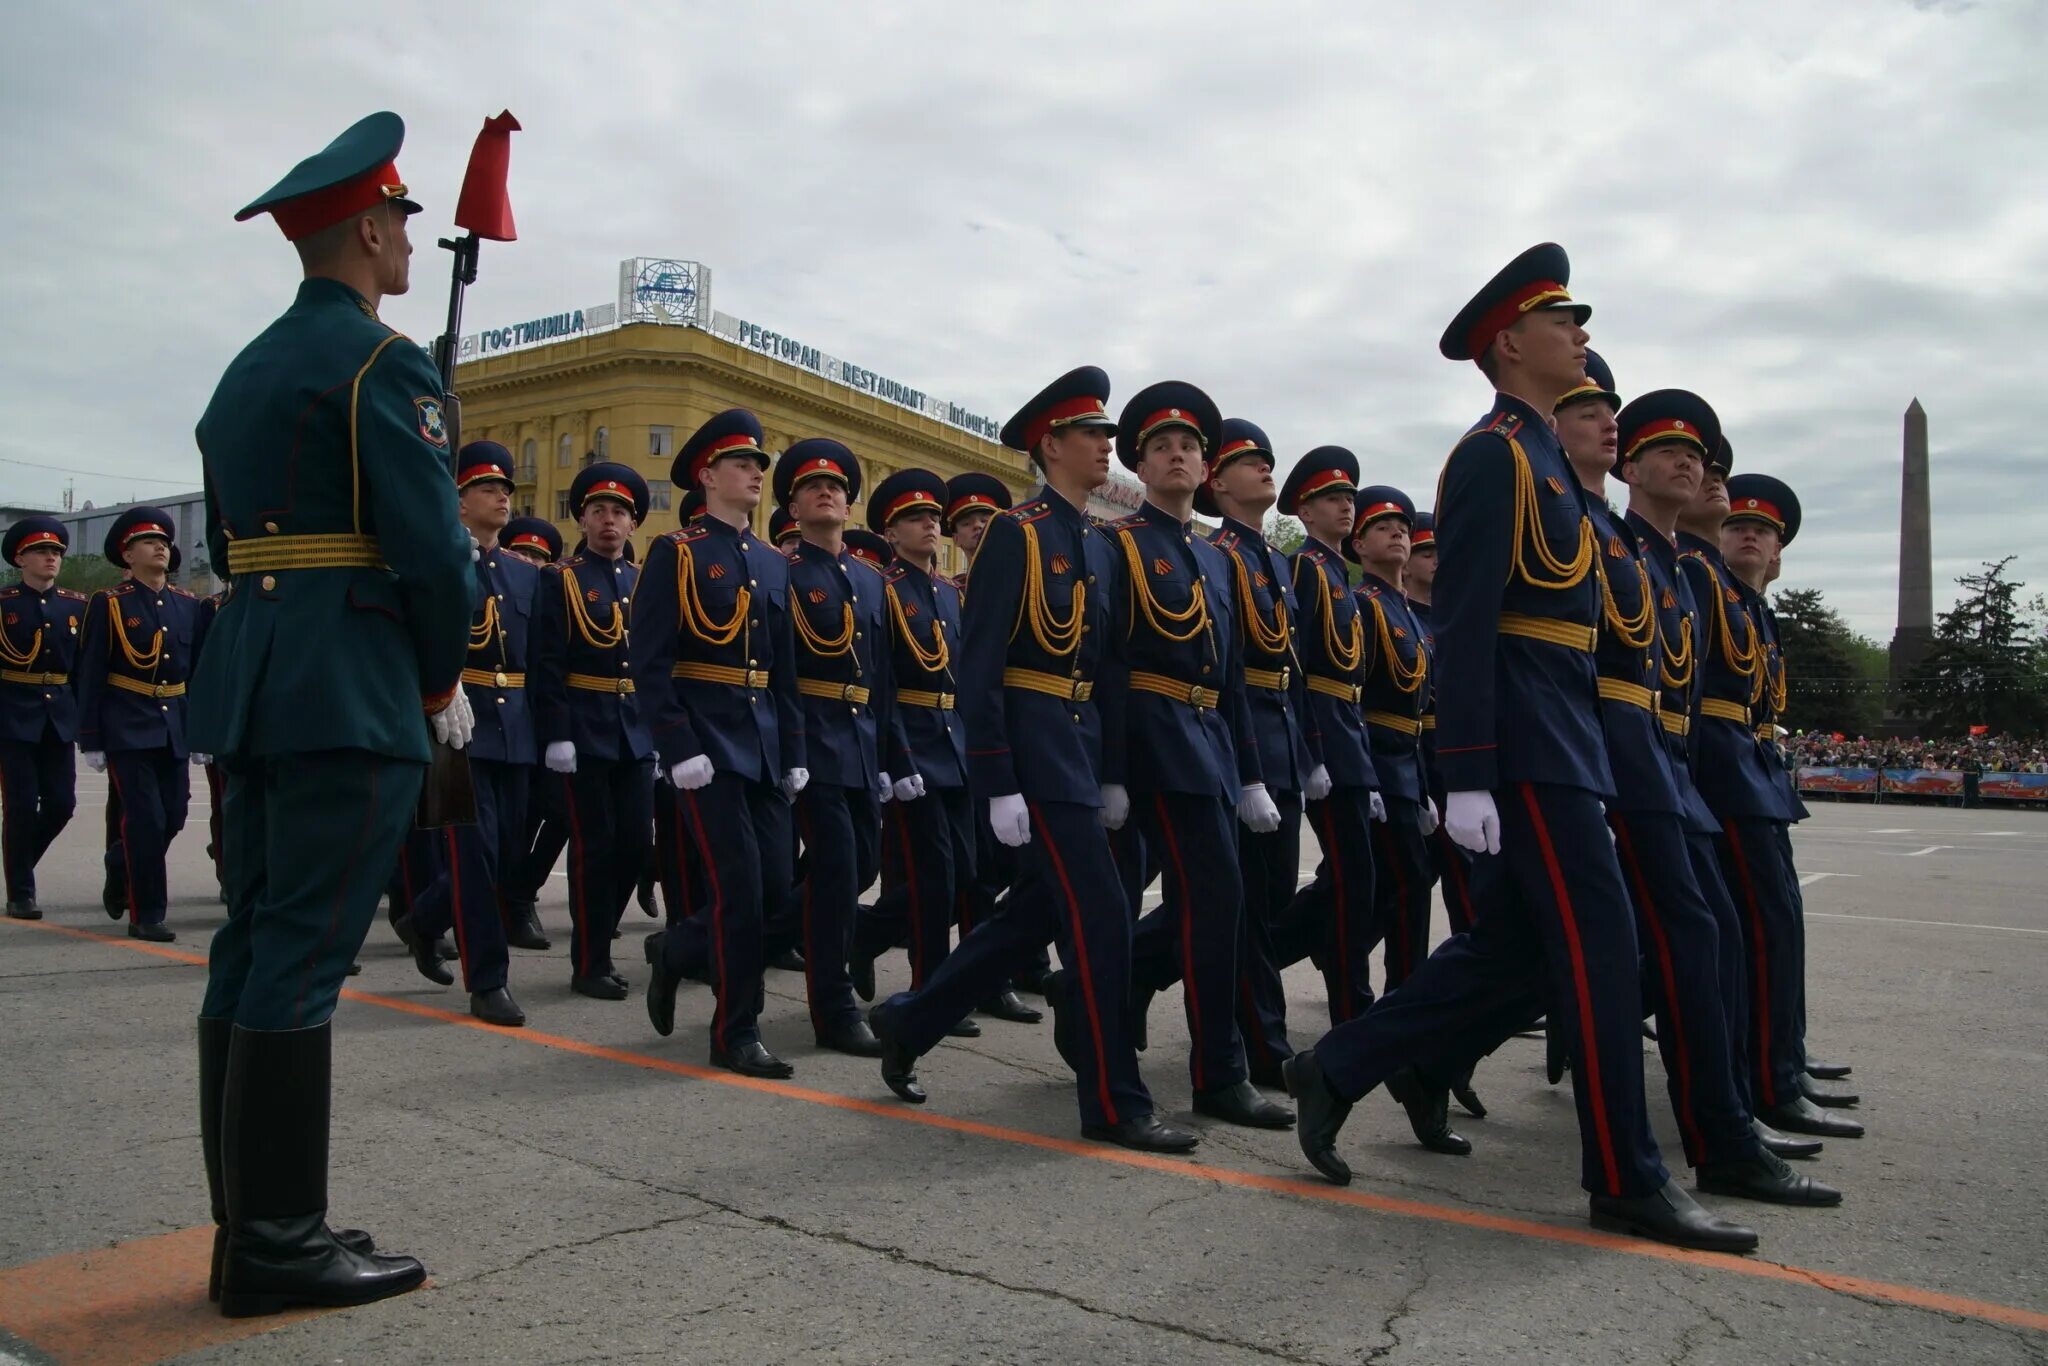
[446,1208,722,1288]
[1362,1253,1429,1365]
[1666,1281,1741,1366]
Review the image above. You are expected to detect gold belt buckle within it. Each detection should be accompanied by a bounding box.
[1188,685,1215,708]
[616,678,631,694]
[494,670,510,688]
[1278,667,1291,689]
[748,669,767,688]
[152,682,169,699]
[841,682,859,702]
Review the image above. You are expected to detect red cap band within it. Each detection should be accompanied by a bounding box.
[508,532,552,555]
[122,522,171,548]
[1358,501,1406,525]
[1466,279,1573,363]
[1213,437,1262,468]
[791,457,846,490]
[583,479,633,505]
[1623,416,1708,462]
[1295,467,1354,504]
[1135,407,1204,449]
[15,530,63,553]
[1021,394,1109,453]
[269,162,408,241]
[1410,527,1435,548]
[691,432,765,482]
[945,493,998,521]
[883,490,942,523]
[1729,497,1784,530]
[457,463,511,489]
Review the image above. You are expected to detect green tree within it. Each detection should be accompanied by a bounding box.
[1263,512,1304,556]
[1906,557,2045,734]
[1771,587,1885,735]
[58,553,128,595]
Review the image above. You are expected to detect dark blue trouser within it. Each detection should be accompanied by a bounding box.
[1687,832,1752,1116]
[105,747,188,923]
[1316,782,1669,1199]
[1128,790,1248,1092]
[412,757,526,994]
[787,781,880,1036]
[202,751,422,1029]
[1775,822,1812,1066]
[1232,791,1302,1074]
[662,773,792,1051]
[1716,817,1803,1109]
[652,778,704,933]
[1272,786,1378,1025]
[961,799,1050,984]
[514,778,568,903]
[1428,822,1478,934]
[883,799,1153,1128]
[1610,810,1761,1168]
[857,786,973,989]
[556,759,653,980]
[387,827,440,927]
[0,734,76,901]
[1371,796,1434,990]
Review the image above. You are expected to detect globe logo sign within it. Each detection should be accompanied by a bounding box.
[632,259,699,324]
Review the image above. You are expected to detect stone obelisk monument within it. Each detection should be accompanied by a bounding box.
[1887,398,1934,711]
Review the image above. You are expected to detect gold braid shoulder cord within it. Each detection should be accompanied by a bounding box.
[1229,545,1290,656]
[1367,594,1428,694]
[109,596,165,678]
[1007,521,1084,658]
[1294,555,1363,674]
[1593,548,1656,651]
[1504,435,1596,591]
[0,614,41,669]
[1117,527,1211,645]
[1659,613,1695,693]
[561,564,627,650]
[793,584,855,659]
[1682,550,1763,704]
[671,542,750,651]
[887,581,950,677]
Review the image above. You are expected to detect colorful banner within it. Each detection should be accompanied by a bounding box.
[1979,772,2048,802]
[1797,767,1880,794]
[1880,769,1964,797]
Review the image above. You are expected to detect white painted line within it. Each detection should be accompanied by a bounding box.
[1798,872,1859,886]
[1894,846,1951,858]
[1867,827,1917,834]
[1807,910,2048,937]
[1980,831,2027,837]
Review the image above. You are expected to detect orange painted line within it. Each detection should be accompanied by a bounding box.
[11,917,2048,1337]
[0,1225,320,1366]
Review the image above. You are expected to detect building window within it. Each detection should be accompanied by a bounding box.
[594,426,609,458]
[647,479,672,512]
[555,491,572,519]
[519,439,537,482]
[557,433,573,468]
[649,425,674,458]
[521,502,534,517]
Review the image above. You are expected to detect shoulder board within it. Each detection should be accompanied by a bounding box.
[58,588,87,600]
[110,581,136,595]
[1002,501,1050,525]
[560,553,587,568]
[171,586,197,598]
[0,585,17,597]
[1104,513,1145,531]
[1485,411,1523,440]
[1298,546,1327,565]
[783,547,802,564]
[1359,583,1382,599]
[670,525,710,544]
[1211,528,1239,551]
[881,563,908,584]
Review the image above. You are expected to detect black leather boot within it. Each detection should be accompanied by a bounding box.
[217,1022,425,1317]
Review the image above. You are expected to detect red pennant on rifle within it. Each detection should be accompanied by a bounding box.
[454,111,521,241]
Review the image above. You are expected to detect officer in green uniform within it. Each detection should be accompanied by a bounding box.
[190,112,474,1317]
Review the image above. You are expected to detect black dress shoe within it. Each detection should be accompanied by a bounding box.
[1083,1115,1199,1153]
[1758,1096,1864,1138]
[470,988,527,1027]
[1752,1117,1823,1159]
[945,1016,982,1038]
[393,914,453,986]
[572,974,629,1001]
[850,946,877,1003]
[129,922,176,943]
[1798,1073,1859,1107]
[346,962,362,976]
[643,932,678,1037]
[1282,1049,1354,1186]
[818,1018,884,1057]
[1385,1067,1471,1156]
[1194,1079,1295,1129]
[1010,965,1054,996]
[505,901,550,951]
[711,1039,794,1079]
[636,869,658,918]
[1545,1015,1570,1085]
[1589,1180,1758,1254]
[869,1002,926,1104]
[606,971,629,990]
[4,897,40,920]
[1697,1151,1842,1207]
[769,947,806,973]
[103,879,126,918]
[1449,1064,1487,1119]
[1131,981,1156,1052]
[979,990,1043,1024]
[1805,1058,1853,1080]
[433,935,459,962]
[1042,969,1082,1072]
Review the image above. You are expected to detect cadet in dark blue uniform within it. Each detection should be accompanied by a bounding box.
[533,462,654,1001]
[1568,383,1836,1205]
[635,410,807,1078]
[76,509,206,942]
[2,518,83,920]
[1267,447,1382,1025]
[498,517,561,951]
[770,506,802,552]
[1111,383,1292,1130]
[399,444,540,1025]
[770,439,892,1056]
[871,367,1195,1154]
[1346,488,1438,992]
[1404,513,1475,936]
[1285,245,1757,1252]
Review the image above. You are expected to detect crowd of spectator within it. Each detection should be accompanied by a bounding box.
[1784,731,2048,773]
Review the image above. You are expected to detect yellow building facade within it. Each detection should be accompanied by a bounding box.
[453,321,1038,576]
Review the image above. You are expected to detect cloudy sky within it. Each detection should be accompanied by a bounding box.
[4,1,2041,635]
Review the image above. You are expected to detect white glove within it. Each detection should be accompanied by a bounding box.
[1237,783,1281,833]
[83,751,107,773]
[1304,764,1333,802]
[1100,782,1130,830]
[544,741,578,775]
[893,773,926,803]
[1445,789,1502,856]
[430,689,475,750]
[1369,791,1388,823]
[781,767,810,798]
[1420,796,1440,836]
[191,753,213,767]
[877,771,894,804]
[469,534,482,563]
[989,793,1031,847]
[671,755,715,789]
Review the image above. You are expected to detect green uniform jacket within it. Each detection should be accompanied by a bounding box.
[190,277,473,763]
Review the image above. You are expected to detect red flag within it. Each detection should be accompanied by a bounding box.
[454,111,521,241]
[1969,724,1990,736]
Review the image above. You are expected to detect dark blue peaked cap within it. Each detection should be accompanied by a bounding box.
[1556,348,1620,411]
[1440,242,1590,362]
[1001,366,1116,454]
[1724,474,1801,546]
[1116,380,1222,472]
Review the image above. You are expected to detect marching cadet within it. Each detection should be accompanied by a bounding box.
[1,517,84,920]
[1110,382,1292,1130]
[1566,381,1837,1206]
[533,461,654,1001]
[1285,244,1759,1253]
[1403,512,1476,937]
[870,366,1197,1154]
[646,487,707,933]
[401,443,539,1025]
[499,514,562,952]
[1346,487,1438,992]
[634,410,807,1079]
[770,505,803,552]
[76,509,205,942]
[844,528,893,571]
[503,514,562,569]
[193,111,471,1314]
[771,438,892,1056]
[1266,446,1382,1026]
